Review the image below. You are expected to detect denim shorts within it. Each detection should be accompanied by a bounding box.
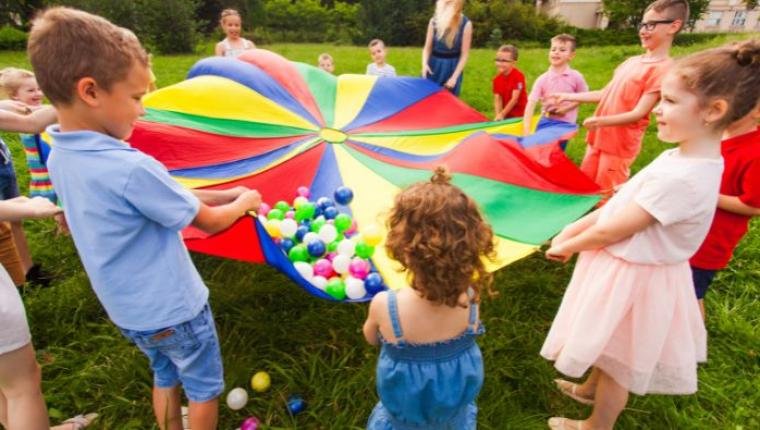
[119,304,224,402]
[0,160,20,201]
[691,266,717,300]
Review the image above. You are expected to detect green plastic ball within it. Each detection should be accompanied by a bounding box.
[288,245,310,262]
[274,200,291,213]
[325,278,347,300]
[294,203,316,222]
[267,208,284,220]
[354,242,375,259]
[334,213,352,233]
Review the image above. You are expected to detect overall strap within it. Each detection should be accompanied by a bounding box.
[387,290,405,342]
[467,301,479,333]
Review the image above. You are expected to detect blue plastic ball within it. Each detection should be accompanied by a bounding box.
[295,226,310,242]
[280,238,295,253]
[316,197,335,210]
[287,395,306,415]
[307,239,326,257]
[322,206,339,220]
[333,186,354,205]
[364,273,384,295]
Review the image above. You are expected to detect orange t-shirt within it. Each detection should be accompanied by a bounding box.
[586,55,673,158]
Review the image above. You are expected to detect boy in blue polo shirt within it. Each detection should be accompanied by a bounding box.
[28,8,262,430]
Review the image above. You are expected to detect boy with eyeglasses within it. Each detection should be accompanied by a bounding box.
[492,44,527,121]
[552,0,688,202]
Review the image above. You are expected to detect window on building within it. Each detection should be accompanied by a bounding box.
[704,11,722,27]
[731,10,747,27]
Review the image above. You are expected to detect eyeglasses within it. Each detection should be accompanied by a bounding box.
[494,58,515,63]
[638,20,675,31]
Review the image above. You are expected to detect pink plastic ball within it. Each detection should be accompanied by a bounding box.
[240,416,261,430]
[297,186,311,198]
[348,258,370,280]
[345,219,358,235]
[313,259,335,278]
[258,202,271,217]
[285,210,295,219]
[326,252,337,261]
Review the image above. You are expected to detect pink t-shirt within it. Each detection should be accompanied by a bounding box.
[587,55,673,158]
[598,149,723,265]
[528,66,588,124]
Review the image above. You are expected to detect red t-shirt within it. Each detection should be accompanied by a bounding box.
[493,68,527,118]
[691,127,760,270]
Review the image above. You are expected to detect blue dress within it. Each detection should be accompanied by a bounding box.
[367,290,484,430]
[427,15,470,96]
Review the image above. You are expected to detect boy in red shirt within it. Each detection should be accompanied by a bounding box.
[493,44,527,120]
[690,103,760,318]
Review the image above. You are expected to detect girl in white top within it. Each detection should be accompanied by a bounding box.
[542,40,760,430]
[0,106,97,429]
[214,9,255,58]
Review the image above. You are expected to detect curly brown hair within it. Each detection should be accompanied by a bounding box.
[385,166,496,307]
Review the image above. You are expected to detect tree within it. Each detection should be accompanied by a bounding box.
[359,0,432,46]
[603,0,709,30]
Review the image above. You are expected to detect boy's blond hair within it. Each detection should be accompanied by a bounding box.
[220,8,241,25]
[318,52,333,62]
[368,39,385,49]
[645,0,689,33]
[551,34,577,52]
[0,67,35,99]
[27,7,148,106]
[498,44,519,61]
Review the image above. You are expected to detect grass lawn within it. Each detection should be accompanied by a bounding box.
[1,35,759,429]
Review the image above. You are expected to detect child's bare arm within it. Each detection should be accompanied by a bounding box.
[214,41,224,56]
[583,92,659,129]
[363,293,385,346]
[421,20,434,77]
[191,189,261,234]
[717,195,760,217]
[522,98,538,135]
[553,90,603,104]
[0,197,62,222]
[192,186,249,206]
[547,202,654,262]
[499,89,520,119]
[0,106,57,134]
[493,94,503,120]
[444,21,472,89]
[551,208,602,247]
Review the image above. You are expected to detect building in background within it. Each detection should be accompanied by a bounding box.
[537,0,759,32]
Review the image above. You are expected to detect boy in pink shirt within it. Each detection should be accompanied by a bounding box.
[522,34,588,150]
[554,0,688,199]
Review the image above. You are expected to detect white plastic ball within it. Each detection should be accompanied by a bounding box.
[280,219,298,238]
[226,387,248,410]
[293,261,313,280]
[345,276,367,299]
[337,238,356,257]
[303,232,319,245]
[318,224,338,244]
[332,254,351,274]
[310,275,328,290]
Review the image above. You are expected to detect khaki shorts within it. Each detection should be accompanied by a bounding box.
[0,222,24,286]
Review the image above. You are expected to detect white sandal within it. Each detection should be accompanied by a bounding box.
[61,413,98,430]
[548,417,583,430]
[554,378,595,405]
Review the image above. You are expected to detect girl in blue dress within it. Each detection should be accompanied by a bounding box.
[421,0,473,96]
[363,166,494,429]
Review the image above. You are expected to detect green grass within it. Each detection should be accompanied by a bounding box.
[2,35,759,429]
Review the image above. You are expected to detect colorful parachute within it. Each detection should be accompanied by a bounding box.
[127,49,600,301]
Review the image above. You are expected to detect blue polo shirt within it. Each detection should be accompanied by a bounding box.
[46,126,206,331]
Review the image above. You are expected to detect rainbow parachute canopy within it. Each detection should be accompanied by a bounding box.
[128,49,600,302]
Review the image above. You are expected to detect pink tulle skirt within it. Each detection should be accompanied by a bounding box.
[540,249,706,395]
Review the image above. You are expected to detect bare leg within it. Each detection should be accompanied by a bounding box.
[586,369,628,430]
[188,398,219,430]
[698,299,705,321]
[0,343,50,429]
[571,366,601,399]
[10,221,32,274]
[153,385,183,430]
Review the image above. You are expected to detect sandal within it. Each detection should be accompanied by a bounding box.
[61,413,98,430]
[554,378,595,405]
[548,417,583,430]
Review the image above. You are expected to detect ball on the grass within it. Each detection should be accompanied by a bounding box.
[287,395,306,415]
[250,371,271,393]
[226,387,248,410]
[240,416,261,430]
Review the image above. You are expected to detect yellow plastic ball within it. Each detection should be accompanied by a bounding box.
[264,219,281,238]
[362,225,382,247]
[251,371,271,393]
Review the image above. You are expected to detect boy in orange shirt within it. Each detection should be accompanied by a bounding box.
[554,0,688,199]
